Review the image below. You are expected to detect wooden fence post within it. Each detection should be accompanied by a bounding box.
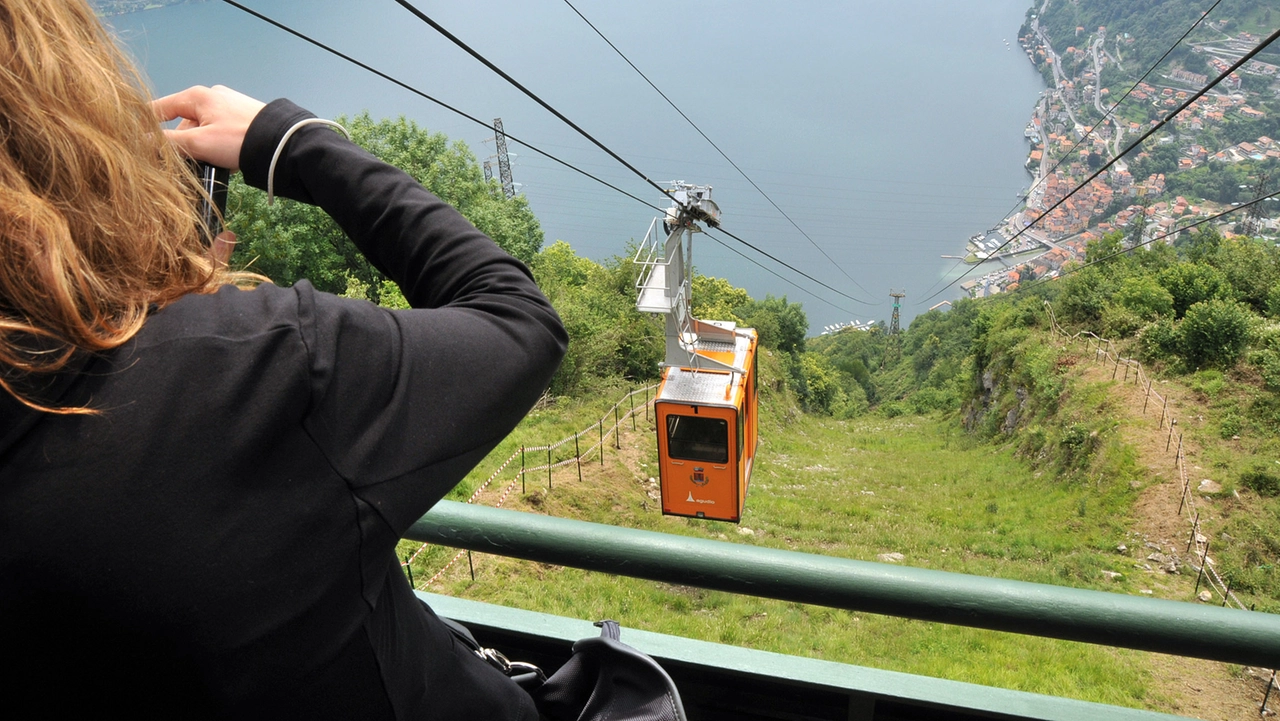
[1193,540,1210,597]
[575,433,582,484]
[1261,671,1276,716]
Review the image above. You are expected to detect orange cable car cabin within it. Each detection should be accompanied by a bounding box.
[655,328,758,522]
[633,182,759,523]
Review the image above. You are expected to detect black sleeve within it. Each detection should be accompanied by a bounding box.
[239,100,567,534]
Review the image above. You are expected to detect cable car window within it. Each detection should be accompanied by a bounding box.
[666,415,728,463]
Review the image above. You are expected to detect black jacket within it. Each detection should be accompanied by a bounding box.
[0,100,566,719]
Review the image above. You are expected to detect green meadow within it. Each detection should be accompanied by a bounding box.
[400,392,1162,709]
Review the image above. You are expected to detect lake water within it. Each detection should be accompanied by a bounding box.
[106,0,1045,330]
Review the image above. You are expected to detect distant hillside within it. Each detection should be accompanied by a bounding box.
[1028,0,1280,71]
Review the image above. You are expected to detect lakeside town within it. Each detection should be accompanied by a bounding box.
[960,12,1280,299]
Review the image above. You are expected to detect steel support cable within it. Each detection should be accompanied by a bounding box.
[701,233,856,315]
[391,0,880,308]
[1041,0,1222,188]
[224,0,893,309]
[219,0,663,214]
[392,0,670,199]
[560,0,878,302]
[709,226,876,306]
[918,22,1280,305]
[919,0,1223,300]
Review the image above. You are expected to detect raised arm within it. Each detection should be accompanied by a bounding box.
[158,87,567,533]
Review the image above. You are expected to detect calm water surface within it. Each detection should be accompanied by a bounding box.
[107,0,1045,329]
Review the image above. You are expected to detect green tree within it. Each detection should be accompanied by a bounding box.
[1129,142,1180,179]
[1058,266,1116,324]
[1205,237,1280,314]
[1176,298,1252,369]
[737,295,808,356]
[1115,275,1174,320]
[1156,262,1228,318]
[691,275,750,323]
[227,112,543,302]
[530,242,661,396]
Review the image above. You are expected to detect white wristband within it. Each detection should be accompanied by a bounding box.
[266,118,351,205]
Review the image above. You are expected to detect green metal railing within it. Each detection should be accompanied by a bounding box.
[408,501,1280,669]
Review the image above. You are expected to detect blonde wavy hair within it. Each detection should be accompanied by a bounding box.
[0,0,233,413]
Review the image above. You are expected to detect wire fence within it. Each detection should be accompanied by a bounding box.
[402,384,659,590]
[1044,302,1276,713]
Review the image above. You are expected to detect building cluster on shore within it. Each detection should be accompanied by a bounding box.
[960,19,1279,299]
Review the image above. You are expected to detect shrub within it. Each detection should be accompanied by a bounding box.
[1115,275,1174,320]
[1255,349,1280,391]
[1269,283,1280,319]
[1101,305,1145,338]
[1058,423,1097,470]
[1219,412,1242,439]
[880,401,908,418]
[1157,263,1227,318]
[1058,267,1114,324]
[1136,318,1179,363]
[1240,463,1280,497]
[1176,298,1252,369]
[1255,323,1280,352]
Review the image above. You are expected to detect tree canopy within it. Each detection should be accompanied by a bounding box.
[226,112,543,304]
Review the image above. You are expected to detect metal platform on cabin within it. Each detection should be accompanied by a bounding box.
[658,366,739,405]
[637,264,675,313]
[420,592,1191,721]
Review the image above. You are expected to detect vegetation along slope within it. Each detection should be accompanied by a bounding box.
[220,111,1280,718]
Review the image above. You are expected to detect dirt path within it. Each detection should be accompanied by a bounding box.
[1061,341,1273,720]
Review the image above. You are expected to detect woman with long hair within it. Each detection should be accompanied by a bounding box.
[0,1,565,717]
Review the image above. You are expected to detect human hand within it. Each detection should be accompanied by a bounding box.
[211,230,237,267]
[154,85,266,172]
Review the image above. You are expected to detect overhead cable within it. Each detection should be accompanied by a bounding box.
[392,0,670,198]
[920,0,1224,300]
[224,0,875,309]
[1039,190,1280,286]
[1039,0,1222,188]
[219,0,663,213]
[709,227,876,306]
[919,22,1280,305]
[560,0,877,300]
[702,234,857,315]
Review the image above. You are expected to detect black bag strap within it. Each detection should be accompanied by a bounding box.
[439,616,547,690]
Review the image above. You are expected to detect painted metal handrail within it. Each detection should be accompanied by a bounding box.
[407,501,1280,669]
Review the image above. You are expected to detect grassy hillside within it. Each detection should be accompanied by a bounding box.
[398,290,1277,715]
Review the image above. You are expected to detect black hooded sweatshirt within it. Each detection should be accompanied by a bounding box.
[0,100,566,719]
